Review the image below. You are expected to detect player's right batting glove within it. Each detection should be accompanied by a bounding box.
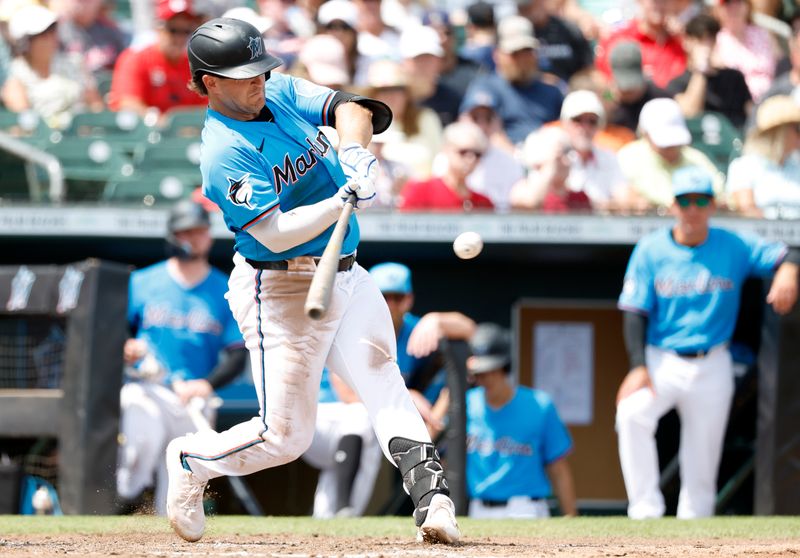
[337,142,378,209]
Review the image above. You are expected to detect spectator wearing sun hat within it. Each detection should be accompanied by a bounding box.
[617,97,723,209]
[1,3,103,129]
[108,0,208,118]
[317,0,362,85]
[462,15,563,145]
[727,95,800,218]
[296,33,350,89]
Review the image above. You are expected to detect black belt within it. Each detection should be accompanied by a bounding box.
[246,254,355,272]
[675,348,713,359]
[480,497,544,508]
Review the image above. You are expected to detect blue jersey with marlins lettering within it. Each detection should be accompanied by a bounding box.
[200,72,358,261]
[466,386,572,501]
[618,226,787,352]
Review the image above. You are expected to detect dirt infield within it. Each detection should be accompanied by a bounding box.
[2,532,800,557]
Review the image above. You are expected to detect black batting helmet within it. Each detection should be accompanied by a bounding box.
[188,17,283,81]
[167,200,210,234]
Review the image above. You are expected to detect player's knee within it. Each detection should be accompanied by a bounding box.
[615,395,657,433]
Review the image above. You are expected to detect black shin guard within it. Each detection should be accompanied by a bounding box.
[333,434,363,513]
[388,437,449,526]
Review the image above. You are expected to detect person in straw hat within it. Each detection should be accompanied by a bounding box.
[726,95,800,218]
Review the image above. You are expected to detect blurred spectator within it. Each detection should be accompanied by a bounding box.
[516,0,593,82]
[1,4,102,129]
[108,0,207,119]
[53,0,129,80]
[461,0,496,71]
[595,0,686,89]
[727,95,800,218]
[463,15,563,145]
[554,0,606,42]
[558,90,630,211]
[420,10,483,127]
[617,97,723,209]
[258,0,313,67]
[223,6,273,36]
[710,0,778,102]
[368,129,412,207]
[759,21,800,101]
[398,25,445,104]
[366,59,442,179]
[296,33,349,88]
[606,41,671,133]
[465,323,577,519]
[567,68,637,151]
[454,89,523,210]
[317,0,362,85]
[511,126,593,212]
[352,0,400,85]
[666,13,752,130]
[398,120,494,211]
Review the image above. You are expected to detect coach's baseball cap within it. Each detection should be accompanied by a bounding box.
[168,200,210,233]
[672,166,715,198]
[369,262,412,294]
[467,323,511,375]
[638,98,691,148]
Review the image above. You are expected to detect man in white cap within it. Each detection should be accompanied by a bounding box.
[559,90,629,211]
[617,97,722,209]
[462,15,563,145]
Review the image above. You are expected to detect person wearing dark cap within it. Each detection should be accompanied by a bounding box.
[595,0,686,89]
[117,200,247,516]
[465,323,577,519]
[606,41,671,133]
[109,0,209,118]
[462,0,497,71]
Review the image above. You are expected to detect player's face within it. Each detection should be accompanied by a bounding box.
[208,74,267,120]
[673,194,714,233]
[174,226,213,259]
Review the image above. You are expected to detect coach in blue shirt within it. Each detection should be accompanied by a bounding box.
[465,323,577,519]
[616,166,800,519]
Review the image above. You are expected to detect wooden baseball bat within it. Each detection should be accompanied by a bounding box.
[304,193,356,320]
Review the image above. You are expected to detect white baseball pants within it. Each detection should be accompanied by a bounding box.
[174,255,430,484]
[616,345,734,519]
[117,382,214,514]
[302,401,382,517]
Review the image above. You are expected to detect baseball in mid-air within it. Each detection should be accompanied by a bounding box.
[453,231,483,259]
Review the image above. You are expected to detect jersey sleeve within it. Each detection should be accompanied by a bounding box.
[207,144,280,231]
[618,240,655,314]
[539,394,573,465]
[126,272,142,333]
[740,231,788,277]
[283,74,337,127]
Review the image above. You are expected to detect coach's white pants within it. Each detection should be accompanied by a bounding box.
[117,382,213,515]
[469,497,550,519]
[616,345,734,519]
[174,256,430,483]
[302,401,382,517]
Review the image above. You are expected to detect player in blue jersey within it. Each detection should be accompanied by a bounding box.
[164,18,460,544]
[117,200,247,515]
[464,323,577,519]
[616,166,800,519]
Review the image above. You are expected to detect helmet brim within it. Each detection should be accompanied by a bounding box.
[205,54,283,80]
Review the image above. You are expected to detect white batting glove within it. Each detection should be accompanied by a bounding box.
[338,142,378,209]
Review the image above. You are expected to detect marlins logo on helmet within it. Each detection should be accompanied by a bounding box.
[227,173,253,208]
[248,36,263,60]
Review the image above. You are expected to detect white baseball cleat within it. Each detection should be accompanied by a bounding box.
[417,494,461,544]
[166,437,207,542]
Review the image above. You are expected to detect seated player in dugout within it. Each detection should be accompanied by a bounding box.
[465,323,577,519]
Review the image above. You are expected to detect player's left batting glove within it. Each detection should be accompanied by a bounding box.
[338,142,378,209]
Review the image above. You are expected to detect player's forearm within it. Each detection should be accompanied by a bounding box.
[547,459,578,517]
[248,197,342,253]
[431,312,477,340]
[205,346,248,390]
[622,311,647,370]
[334,102,373,148]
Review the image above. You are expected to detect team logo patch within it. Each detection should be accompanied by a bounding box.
[227,173,253,208]
[247,36,263,60]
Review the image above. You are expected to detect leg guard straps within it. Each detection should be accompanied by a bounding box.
[389,437,449,526]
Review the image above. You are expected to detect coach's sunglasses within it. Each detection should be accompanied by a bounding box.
[676,195,713,208]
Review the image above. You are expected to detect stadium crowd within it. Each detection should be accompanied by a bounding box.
[0,0,800,217]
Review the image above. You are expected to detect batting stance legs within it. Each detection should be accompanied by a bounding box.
[166,257,455,541]
[616,346,734,519]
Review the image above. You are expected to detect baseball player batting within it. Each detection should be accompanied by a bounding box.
[163,18,460,545]
[616,166,800,519]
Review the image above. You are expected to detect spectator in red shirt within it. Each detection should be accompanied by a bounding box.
[398,121,494,212]
[595,0,686,89]
[108,0,207,118]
